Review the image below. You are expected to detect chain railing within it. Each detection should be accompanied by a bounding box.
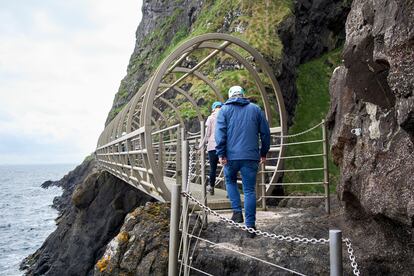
[260,120,331,214]
[344,238,361,276]
[183,191,328,244]
[181,190,361,276]
[169,134,361,276]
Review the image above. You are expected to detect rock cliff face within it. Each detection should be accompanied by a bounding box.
[107,0,351,125]
[327,0,414,228]
[26,0,414,275]
[94,203,169,276]
[106,0,204,124]
[22,168,152,276]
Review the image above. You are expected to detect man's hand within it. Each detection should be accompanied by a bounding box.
[260,156,266,164]
[219,156,227,166]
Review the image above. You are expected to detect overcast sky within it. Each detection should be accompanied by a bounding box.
[0,0,143,165]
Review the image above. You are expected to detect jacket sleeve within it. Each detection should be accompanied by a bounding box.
[198,116,211,148]
[258,110,271,157]
[215,109,227,157]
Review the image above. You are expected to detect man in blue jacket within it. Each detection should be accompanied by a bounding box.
[215,85,270,238]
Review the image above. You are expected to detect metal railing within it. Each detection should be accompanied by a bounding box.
[168,142,360,276]
[259,120,331,213]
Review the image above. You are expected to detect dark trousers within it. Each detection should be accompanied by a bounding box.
[207,150,219,186]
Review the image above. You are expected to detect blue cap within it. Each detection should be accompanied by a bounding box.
[211,101,223,110]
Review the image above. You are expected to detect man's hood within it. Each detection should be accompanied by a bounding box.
[225,97,250,106]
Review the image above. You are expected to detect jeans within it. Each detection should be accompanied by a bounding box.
[224,160,259,227]
[208,150,219,186]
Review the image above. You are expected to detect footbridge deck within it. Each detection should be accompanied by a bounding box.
[95,33,329,211]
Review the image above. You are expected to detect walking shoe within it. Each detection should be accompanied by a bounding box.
[231,211,244,223]
[207,185,215,195]
[246,226,256,239]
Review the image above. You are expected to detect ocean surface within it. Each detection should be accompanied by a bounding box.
[0,164,75,276]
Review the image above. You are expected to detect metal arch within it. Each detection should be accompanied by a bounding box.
[96,33,287,201]
[126,81,149,133]
[162,67,225,103]
[158,84,204,122]
[116,100,133,138]
[195,41,273,124]
[158,97,185,127]
[141,33,286,199]
[102,120,113,144]
[110,111,123,140]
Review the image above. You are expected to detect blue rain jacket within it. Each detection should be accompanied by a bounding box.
[215,97,270,161]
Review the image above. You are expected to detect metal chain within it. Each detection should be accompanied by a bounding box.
[182,191,328,245]
[188,146,196,182]
[273,121,324,138]
[186,146,361,276]
[343,238,360,276]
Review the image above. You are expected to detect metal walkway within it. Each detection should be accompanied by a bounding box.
[94,33,359,276]
[95,33,288,205]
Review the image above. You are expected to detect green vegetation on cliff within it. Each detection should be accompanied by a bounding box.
[283,48,342,194]
[108,0,293,122]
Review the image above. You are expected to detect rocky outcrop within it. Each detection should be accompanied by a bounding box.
[277,0,351,122]
[327,2,414,272]
[106,0,204,124]
[94,202,169,275]
[107,0,351,126]
[21,171,152,276]
[92,202,414,275]
[41,156,97,213]
[327,0,414,228]
[25,0,360,275]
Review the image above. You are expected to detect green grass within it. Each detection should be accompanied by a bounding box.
[190,0,292,60]
[107,0,293,122]
[283,48,342,194]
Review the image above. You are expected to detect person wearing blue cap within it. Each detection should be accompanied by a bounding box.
[215,86,270,238]
[197,101,223,195]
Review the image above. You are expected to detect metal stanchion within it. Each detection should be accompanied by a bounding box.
[168,128,182,276]
[181,131,190,276]
[329,229,343,276]
[322,120,330,214]
[168,183,181,276]
[261,162,266,211]
[200,120,208,226]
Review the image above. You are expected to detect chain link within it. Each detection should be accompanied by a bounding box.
[187,146,196,182]
[182,191,328,245]
[186,144,361,276]
[343,238,360,276]
[273,121,324,138]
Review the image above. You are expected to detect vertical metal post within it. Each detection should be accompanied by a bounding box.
[181,129,190,276]
[168,183,181,276]
[329,229,343,276]
[159,134,164,176]
[200,120,207,225]
[261,162,266,211]
[168,128,182,276]
[322,120,330,214]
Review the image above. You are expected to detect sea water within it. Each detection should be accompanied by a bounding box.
[0,164,75,276]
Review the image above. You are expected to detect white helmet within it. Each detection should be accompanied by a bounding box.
[228,86,245,98]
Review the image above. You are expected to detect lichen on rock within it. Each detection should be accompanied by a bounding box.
[94,202,170,276]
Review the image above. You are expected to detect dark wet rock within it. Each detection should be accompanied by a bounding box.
[41,157,97,213]
[94,202,169,276]
[21,171,152,276]
[106,0,204,125]
[327,0,414,228]
[91,201,414,275]
[326,0,414,272]
[106,0,351,126]
[276,0,351,124]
